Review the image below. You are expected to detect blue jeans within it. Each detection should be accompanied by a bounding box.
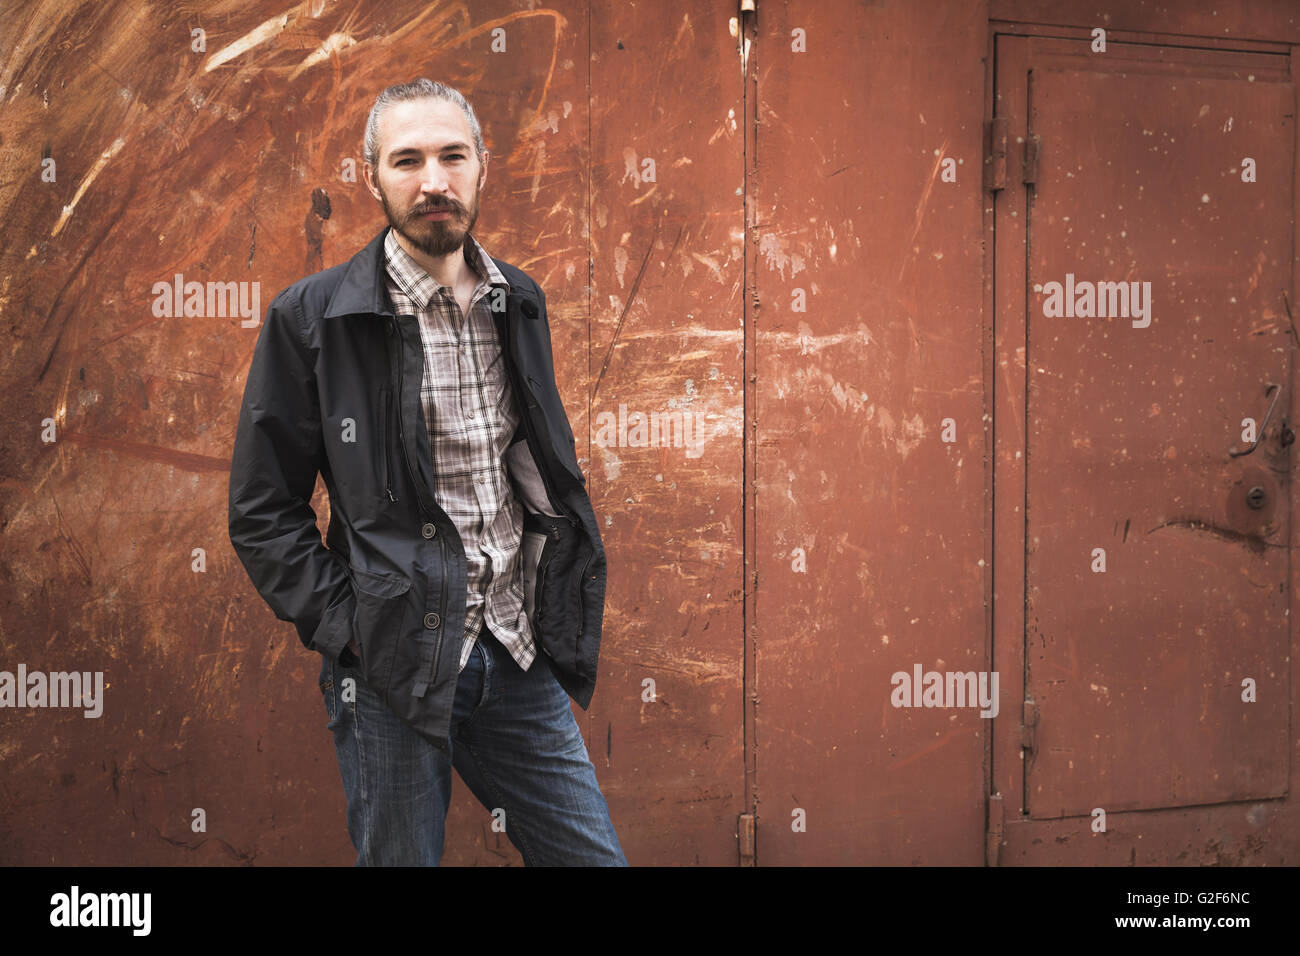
[318,628,627,866]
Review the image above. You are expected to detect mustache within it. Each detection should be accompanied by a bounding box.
[411,201,461,216]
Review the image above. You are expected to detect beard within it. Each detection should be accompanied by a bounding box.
[379,181,481,258]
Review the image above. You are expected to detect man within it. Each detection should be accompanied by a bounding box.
[228,78,625,866]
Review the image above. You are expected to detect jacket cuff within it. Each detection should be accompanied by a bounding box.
[310,585,356,664]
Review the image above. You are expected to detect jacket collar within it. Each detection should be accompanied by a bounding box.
[322,226,520,319]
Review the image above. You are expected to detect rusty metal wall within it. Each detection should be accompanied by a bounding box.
[583,1,748,866]
[752,0,991,864]
[1,0,1297,867]
[0,0,744,866]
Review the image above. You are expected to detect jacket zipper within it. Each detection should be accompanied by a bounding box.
[534,523,562,628]
[391,316,437,520]
[577,547,593,638]
[391,314,445,683]
[382,388,396,501]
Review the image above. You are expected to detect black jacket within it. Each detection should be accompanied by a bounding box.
[228,227,606,752]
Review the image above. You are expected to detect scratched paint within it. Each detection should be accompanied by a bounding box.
[0,0,618,867]
[585,0,747,866]
[0,0,750,867]
[3,0,1299,868]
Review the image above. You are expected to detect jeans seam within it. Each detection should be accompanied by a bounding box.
[349,670,373,866]
[461,741,538,866]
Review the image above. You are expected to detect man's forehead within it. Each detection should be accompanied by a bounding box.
[381,99,472,154]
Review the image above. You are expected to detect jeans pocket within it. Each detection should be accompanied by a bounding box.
[348,564,412,701]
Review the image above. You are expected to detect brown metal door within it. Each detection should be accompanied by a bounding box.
[993,34,1293,821]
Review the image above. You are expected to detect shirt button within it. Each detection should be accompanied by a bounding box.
[467,410,475,419]
[424,612,441,629]
[421,522,437,539]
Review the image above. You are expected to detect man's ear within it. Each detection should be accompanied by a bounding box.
[362,161,382,202]
[479,149,489,191]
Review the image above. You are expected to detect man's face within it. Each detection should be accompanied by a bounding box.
[365,97,486,258]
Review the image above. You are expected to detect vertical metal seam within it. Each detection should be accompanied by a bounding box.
[1021,59,1033,818]
[741,0,759,866]
[585,0,594,756]
[984,25,1001,862]
[587,0,593,446]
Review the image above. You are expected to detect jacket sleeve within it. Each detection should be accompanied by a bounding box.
[227,285,355,662]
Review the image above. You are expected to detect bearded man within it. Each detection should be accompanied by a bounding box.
[229,78,624,867]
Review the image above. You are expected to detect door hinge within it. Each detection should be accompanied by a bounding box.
[985,116,1009,192]
[1023,132,1041,185]
[1021,699,1038,754]
[985,791,1004,867]
[737,812,755,866]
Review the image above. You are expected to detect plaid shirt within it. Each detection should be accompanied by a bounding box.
[383,228,536,675]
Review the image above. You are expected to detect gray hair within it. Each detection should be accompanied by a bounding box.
[363,78,486,168]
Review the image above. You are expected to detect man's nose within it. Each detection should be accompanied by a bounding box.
[419,166,451,195]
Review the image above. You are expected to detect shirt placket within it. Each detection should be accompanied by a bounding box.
[387,235,531,675]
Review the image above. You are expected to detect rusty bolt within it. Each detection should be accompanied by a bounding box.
[1246,486,1267,510]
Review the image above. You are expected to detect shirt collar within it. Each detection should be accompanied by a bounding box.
[383,227,509,311]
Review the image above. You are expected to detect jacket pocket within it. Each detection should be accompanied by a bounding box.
[348,564,411,699]
[523,513,588,677]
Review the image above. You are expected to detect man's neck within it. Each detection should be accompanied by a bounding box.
[392,229,480,290]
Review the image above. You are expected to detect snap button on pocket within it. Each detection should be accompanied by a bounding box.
[424,612,441,629]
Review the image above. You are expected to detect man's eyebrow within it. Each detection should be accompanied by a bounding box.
[387,142,473,158]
